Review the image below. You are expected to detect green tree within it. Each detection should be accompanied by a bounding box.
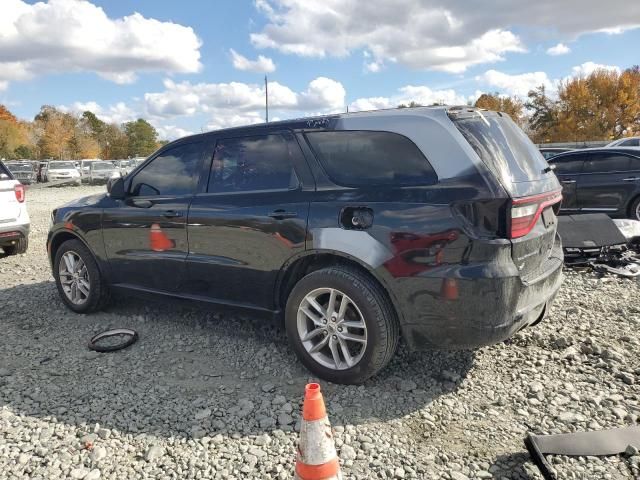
[124,119,158,157]
[14,145,33,159]
[398,101,423,108]
[475,93,525,127]
[525,86,559,144]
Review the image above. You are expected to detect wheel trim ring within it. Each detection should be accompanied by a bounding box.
[296,287,368,371]
[58,250,91,305]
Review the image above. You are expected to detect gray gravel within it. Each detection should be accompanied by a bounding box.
[0,185,639,479]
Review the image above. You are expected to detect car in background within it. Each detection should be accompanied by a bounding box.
[47,161,82,186]
[113,159,134,176]
[6,161,37,185]
[47,106,563,384]
[89,161,121,184]
[548,147,640,220]
[539,147,572,160]
[606,136,640,148]
[79,159,100,182]
[0,160,29,256]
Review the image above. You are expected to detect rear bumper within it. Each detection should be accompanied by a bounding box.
[0,223,30,247]
[395,243,564,351]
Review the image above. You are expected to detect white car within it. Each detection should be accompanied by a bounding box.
[79,159,100,182]
[0,161,29,256]
[89,161,121,184]
[48,161,82,186]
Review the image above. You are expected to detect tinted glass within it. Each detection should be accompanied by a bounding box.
[305,131,436,187]
[583,154,630,173]
[621,139,639,147]
[49,162,76,169]
[550,155,584,174]
[451,113,549,185]
[130,142,203,196]
[0,162,11,179]
[207,134,298,193]
[8,163,32,172]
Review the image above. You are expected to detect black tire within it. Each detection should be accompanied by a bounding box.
[53,239,110,313]
[3,236,28,256]
[630,196,640,221]
[285,266,399,384]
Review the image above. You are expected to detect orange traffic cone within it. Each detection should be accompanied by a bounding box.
[295,383,342,480]
[149,223,175,252]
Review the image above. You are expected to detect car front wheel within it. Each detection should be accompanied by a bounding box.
[53,239,110,313]
[285,266,399,384]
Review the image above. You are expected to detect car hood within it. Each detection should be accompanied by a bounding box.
[62,192,109,208]
[49,169,78,174]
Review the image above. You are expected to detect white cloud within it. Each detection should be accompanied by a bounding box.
[0,81,8,91]
[250,0,640,72]
[230,49,276,73]
[349,85,468,112]
[155,125,195,141]
[59,101,137,125]
[547,43,571,56]
[571,61,620,77]
[477,70,555,97]
[144,77,344,119]
[0,0,202,89]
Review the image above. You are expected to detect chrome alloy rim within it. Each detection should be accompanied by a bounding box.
[297,288,367,370]
[58,251,90,305]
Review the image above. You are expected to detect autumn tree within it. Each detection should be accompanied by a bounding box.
[475,93,525,127]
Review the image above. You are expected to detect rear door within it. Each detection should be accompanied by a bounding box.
[184,131,312,310]
[0,163,19,223]
[577,153,640,214]
[548,154,584,212]
[102,141,206,292]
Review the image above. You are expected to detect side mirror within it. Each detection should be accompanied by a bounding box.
[107,177,125,199]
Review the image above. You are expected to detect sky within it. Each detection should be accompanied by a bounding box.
[1,0,639,140]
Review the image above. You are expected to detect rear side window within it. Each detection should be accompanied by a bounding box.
[550,155,584,174]
[621,138,639,147]
[305,131,436,187]
[583,154,631,173]
[0,162,11,180]
[207,134,298,193]
[451,113,548,185]
[130,142,203,196]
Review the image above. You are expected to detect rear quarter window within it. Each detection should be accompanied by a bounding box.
[305,130,437,187]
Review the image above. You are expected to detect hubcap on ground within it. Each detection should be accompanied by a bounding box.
[297,287,367,370]
[59,251,90,305]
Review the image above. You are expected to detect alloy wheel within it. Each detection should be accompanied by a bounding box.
[59,250,91,305]
[297,287,368,370]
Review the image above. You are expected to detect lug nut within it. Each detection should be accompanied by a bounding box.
[332,335,337,339]
[338,327,343,332]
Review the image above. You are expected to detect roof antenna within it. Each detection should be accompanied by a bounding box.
[265,75,269,123]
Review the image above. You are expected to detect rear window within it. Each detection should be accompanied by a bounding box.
[50,162,76,170]
[450,112,549,186]
[305,131,437,187]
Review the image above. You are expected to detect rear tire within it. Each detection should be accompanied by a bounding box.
[3,236,28,256]
[630,196,640,221]
[285,266,399,384]
[53,239,110,313]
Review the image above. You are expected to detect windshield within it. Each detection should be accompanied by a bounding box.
[81,161,97,168]
[8,163,32,172]
[92,163,115,170]
[450,110,550,187]
[49,162,76,170]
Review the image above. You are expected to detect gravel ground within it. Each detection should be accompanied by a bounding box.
[1,185,639,480]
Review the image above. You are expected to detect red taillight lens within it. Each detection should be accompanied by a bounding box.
[509,190,562,239]
[14,184,25,203]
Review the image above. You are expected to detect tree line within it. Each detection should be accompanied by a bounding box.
[0,105,167,161]
[475,65,640,144]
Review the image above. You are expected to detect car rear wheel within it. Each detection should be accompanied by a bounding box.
[285,267,399,384]
[54,239,110,313]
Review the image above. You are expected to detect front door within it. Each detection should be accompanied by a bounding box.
[578,153,640,214]
[102,141,206,292]
[184,132,312,310]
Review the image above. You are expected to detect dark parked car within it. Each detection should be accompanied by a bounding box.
[539,147,572,160]
[6,161,36,185]
[606,136,640,148]
[47,107,563,384]
[548,147,640,220]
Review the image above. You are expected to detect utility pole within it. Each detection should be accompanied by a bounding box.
[265,75,269,123]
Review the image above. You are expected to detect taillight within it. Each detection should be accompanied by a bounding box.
[14,184,25,203]
[509,190,562,239]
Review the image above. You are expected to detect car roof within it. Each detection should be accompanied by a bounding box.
[550,147,640,158]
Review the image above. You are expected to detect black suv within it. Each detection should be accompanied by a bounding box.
[548,147,640,220]
[48,107,563,384]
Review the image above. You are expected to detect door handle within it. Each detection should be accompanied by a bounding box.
[622,177,640,182]
[162,210,182,218]
[561,179,576,184]
[268,210,298,220]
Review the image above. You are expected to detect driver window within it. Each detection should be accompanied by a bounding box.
[129,142,203,196]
